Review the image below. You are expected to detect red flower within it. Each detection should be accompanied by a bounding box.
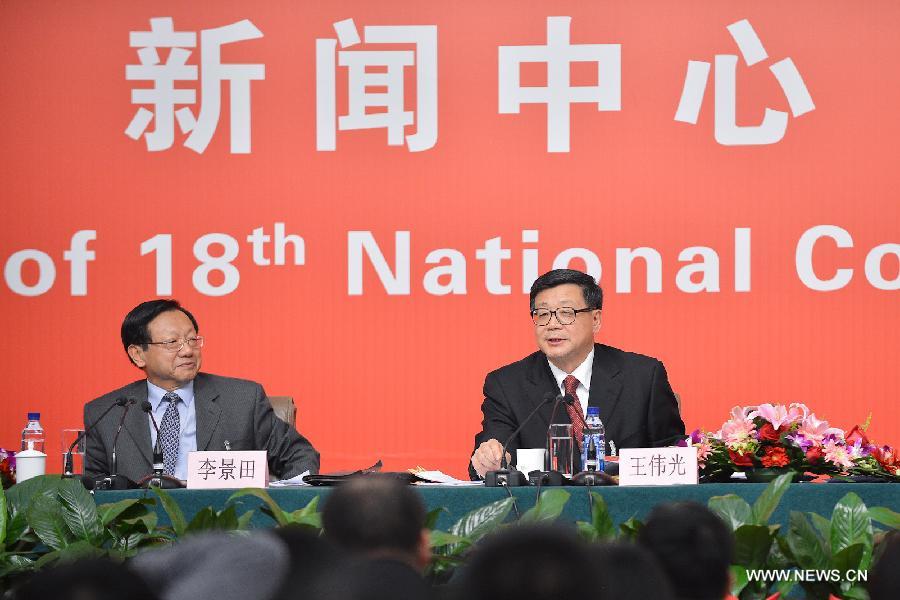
[872,445,898,471]
[729,449,755,467]
[805,446,824,464]
[761,446,790,468]
[758,423,782,443]
[845,425,869,446]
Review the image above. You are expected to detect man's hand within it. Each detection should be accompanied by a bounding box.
[471,439,510,478]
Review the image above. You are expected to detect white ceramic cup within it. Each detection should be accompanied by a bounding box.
[15,449,47,482]
[515,448,546,475]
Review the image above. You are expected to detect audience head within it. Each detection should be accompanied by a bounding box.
[269,525,350,600]
[590,541,676,600]
[637,502,734,600]
[461,524,591,600]
[322,475,430,569]
[868,530,900,600]
[15,557,159,600]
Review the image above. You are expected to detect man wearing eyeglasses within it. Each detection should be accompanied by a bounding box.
[84,299,319,484]
[469,269,684,479]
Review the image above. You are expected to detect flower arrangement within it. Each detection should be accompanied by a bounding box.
[682,403,900,481]
[0,448,15,489]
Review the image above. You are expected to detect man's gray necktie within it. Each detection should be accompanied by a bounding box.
[160,392,182,476]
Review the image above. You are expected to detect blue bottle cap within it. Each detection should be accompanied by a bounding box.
[27,412,40,420]
[586,407,600,417]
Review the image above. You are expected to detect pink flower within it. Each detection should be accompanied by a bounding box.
[797,412,844,444]
[718,406,756,445]
[749,403,805,430]
[823,438,854,470]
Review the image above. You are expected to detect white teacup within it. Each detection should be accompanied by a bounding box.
[515,448,546,475]
[15,448,47,482]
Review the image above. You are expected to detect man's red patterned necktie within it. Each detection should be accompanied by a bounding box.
[563,375,584,449]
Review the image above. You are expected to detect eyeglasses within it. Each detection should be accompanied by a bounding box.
[531,307,595,326]
[145,336,205,352]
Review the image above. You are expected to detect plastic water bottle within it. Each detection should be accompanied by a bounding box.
[581,407,605,472]
[21,413,45,453]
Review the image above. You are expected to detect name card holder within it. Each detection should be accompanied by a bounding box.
[187,450,268,489]
[618,447,698,486]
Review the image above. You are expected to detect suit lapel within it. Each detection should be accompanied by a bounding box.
[122,382,152,467]
[526,353,568,426]
[588,344,624,423]
[193,374,221,451]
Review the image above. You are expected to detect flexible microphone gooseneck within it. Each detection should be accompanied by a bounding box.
[110,398,136,477]
[63,396,130,478]
[484,391,558,487]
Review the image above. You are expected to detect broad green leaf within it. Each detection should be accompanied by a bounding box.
[519,490,570,524]
[587,492,616,540]
[6,475,61,517]
[57,479,103,545]
[0,487,7,544]
[227,488,288,526]
[425,507,448,530]
[810,512,832,541]
[575,520,598,542]
[830,493,873,570]
[52,540,105,563]
[185,507,218,533]
[429,530,466,548]
[448,497,513,552]
[213,505,240,531]
[786,512,829,570]
[708,494,753,531]
[237,510,254,530]
[119,532,146,552]
[4,512,28,546]
[751,473,793,525]
[152,487,187,535]
[618,516,643,541]
[733,524,774,570]
[841,584,870,600]
[26,494,71,551]
[285,496,321,527]
[831,543,864,578]
[97,499,143,526]
[32,548,63,570]
[730,564,749,597]
[868,506,900,529]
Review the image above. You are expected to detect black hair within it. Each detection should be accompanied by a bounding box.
[637,502,734,600]
[590,542,676,600]
[120,299,199,365]
[322,475,426,557]
[529,269,603,311]
[461,524,591,600]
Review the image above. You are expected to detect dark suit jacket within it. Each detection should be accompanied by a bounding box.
[469,343,685,479]
[83,372,320,483]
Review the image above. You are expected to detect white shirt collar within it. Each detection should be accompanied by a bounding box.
[547,348,594,394]
[147,380,195,411]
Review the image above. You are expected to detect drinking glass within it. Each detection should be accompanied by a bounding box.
[547,423,574,477]
[61,428,85,474]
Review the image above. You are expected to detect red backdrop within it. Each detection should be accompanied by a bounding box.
[1,1,897,479]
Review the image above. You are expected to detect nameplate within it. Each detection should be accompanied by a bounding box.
[618,447,698,486]
[186,451,268,489]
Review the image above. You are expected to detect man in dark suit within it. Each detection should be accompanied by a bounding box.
[84,299,319,484]
[469,269,684,479]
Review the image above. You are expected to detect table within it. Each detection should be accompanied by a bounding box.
[94,482,900,530]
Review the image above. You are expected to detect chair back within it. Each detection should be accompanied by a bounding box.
[268,396,296,428]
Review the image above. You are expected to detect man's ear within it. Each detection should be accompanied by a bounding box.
[127,345,147,368]
[592,309,602,334]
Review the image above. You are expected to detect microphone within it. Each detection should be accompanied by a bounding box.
[64,397,131,478]
[485,392,558,487]
[93,398,138,490]
[138,400,183,489]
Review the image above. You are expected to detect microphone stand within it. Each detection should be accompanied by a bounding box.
[138,400,184,489]
[484,392,557,487]
[64,397,130,479]
[93,399,138,490]
[527,393,570,487]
